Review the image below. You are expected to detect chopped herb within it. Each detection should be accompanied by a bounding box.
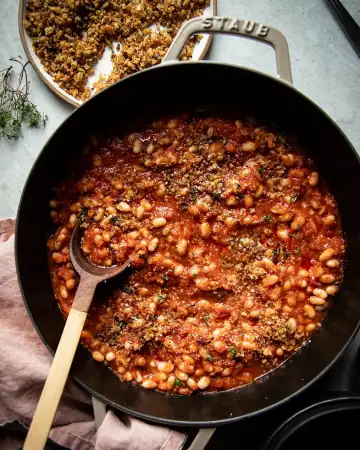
[192,273,198,277]
[181,201,189,211]
[78,207,88,223]
[205,354,216,361]
[122,285,135,294]
[230,347,237,359]
[114,316,127,330]
[235,182,241,191]
[158,293,168,302]
[264,214,272,222]
[174,378,183,387]
[203,315,210,326]
[110,215,122,226]
[290,195,298,203]
[258,167,264,173]
[274,245,290,259]
[212,191,222,201]
[189,187,200,201]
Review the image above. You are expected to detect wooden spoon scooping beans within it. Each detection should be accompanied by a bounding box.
[23,225,129,450]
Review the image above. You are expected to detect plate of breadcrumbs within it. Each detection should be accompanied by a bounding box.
[19,0,216,107]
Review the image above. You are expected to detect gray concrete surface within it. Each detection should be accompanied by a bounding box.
[1,0,359,218]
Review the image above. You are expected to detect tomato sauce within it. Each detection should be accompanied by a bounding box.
[48,115,344,394]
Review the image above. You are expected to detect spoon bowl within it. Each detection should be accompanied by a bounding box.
[70,224,129,280]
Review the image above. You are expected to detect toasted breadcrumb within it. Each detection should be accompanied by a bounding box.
[25,0,210,101]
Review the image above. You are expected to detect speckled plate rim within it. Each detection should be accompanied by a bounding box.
[18,0,217,108]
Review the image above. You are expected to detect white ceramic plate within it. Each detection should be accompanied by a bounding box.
[19,0,217,107]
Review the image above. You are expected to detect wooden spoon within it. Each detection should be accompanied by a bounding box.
[23,225,129,450]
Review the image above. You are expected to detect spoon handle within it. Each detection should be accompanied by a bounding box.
[24,279,97,449]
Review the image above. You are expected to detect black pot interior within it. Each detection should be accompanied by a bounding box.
[16,62,360,426]
[265,397,360,450]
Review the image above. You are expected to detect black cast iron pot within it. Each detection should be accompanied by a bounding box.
[264,396,360,450]
[16,17,360,427]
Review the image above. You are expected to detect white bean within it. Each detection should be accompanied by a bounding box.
[94,207,104,221]
[92,351,104,362]
[152,217,167,227]
[133,139,142,153]
[244,195,254,208]
[226,195,238,206]
[60,285,68,299]
[287,318,297,334]
[291,215,305,231]
[148,238,159,252]
[310,296,326,305]
[186,378,198,391]
[117,202,131,212]
[309,172,319,186]
[304,304,316,319]
[324,215,336,226]
[313,288,328,299]
[319,248,335,262]
[142,379,157,389]
[198,376,211,390]
[176,239,188,255]
[157,362,174,373]
[65,279,75,290]
[326,285,338,295]
[263,275,279,287]
[326,259,339,268]
[320,274,335,284]
[136,205,145,219]
[242,141,257,152]
[105,351,116,362]
[200,222,211,239]
[174,264,184,276]
[69,213,77,227]
[276,228,289,241]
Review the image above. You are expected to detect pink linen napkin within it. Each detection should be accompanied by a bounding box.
[0,218,186,450]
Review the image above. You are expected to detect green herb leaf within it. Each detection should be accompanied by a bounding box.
[114,316,127,330]
[122,285,135,294]
[290,195,298,203]
[158,294,168,302]
[205,354,216,361]
[230,347,237,359]
[212,191,222,201]
[174,378,183,387]
[78,207,88,223]
[258,167,264,173]
[189,187,200,201]
[264,214,272,222]
[203,315,210,326]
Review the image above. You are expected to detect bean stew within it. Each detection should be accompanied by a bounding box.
[48,115,344,395]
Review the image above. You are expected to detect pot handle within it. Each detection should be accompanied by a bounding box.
[163,16,293,85]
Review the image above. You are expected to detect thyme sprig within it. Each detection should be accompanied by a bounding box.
[0,57,48,139]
